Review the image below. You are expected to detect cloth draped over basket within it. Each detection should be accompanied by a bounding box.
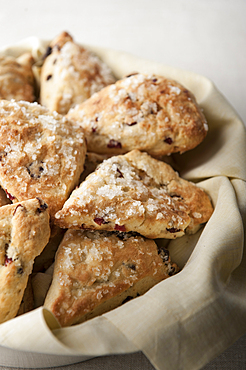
[0,37,245,370]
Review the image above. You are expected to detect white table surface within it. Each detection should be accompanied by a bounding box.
[0,1,245,369]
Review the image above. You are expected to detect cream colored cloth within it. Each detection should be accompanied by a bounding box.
[0,38,245,370]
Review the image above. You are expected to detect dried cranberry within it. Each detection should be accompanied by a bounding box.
[13,204,24,216]
[164,137,173,145]
[166,227,181,233]
[5,190,15,201]
[114,224,126,232]
[94,217,108,226]
[107,140,122,149]
[4,256,13,266]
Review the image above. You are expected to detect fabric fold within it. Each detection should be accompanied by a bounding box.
[0,37,245,370]
[102,177,246,370]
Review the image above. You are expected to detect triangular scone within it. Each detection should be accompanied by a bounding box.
[0,100,86,219]
[40,31,115,115]
[0,53,35,102]
[0,198,50,324]
[67,73,208,156]
[55,150,213,239]
[44,229,178,327]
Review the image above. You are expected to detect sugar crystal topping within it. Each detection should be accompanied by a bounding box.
[59,151,190,233]
[0,100,86,207]
[56,40,115,96]
[55,228,163,308]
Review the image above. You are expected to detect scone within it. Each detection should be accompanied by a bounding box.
[67,73,208,156]
[44,229,178,327]
[0,198,50,324]
[40,31,115,114]
[0,53,35,102]
[0,100,86,219]
[55,150,213,239]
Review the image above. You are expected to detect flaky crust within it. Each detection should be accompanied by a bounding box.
[55,150,213,238]
[44,229,178,327]
[0,53,35,102]
[0,100,86,219]
[40,31,115,114]
[0,198,50,324]
[67,73,208,156]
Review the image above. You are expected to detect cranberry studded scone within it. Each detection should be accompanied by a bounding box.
[55,150,213,239]
[0,198,50,324]
[40,31,115,114]
[44,229,178,327]
[0,100,86,219]
[0,53,35,102]
[67,73,208,156]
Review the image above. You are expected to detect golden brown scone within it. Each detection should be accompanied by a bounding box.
[0,198,50,324]
[0,53,35,102]
[40,31,115,114]
[55,150,213,239]
[0,100,86,219]
[67,73,208,156]
[44,229,178,327]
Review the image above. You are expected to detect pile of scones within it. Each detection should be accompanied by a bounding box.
[0,32,213,327]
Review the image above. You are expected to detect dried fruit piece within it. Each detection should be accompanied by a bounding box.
[55,150,213,238]
[40,31,115,114]
[67,73,208,156]
[44,229,178,326]
[0,100,86,219]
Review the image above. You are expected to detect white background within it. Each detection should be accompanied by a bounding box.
[0,0,245,124]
